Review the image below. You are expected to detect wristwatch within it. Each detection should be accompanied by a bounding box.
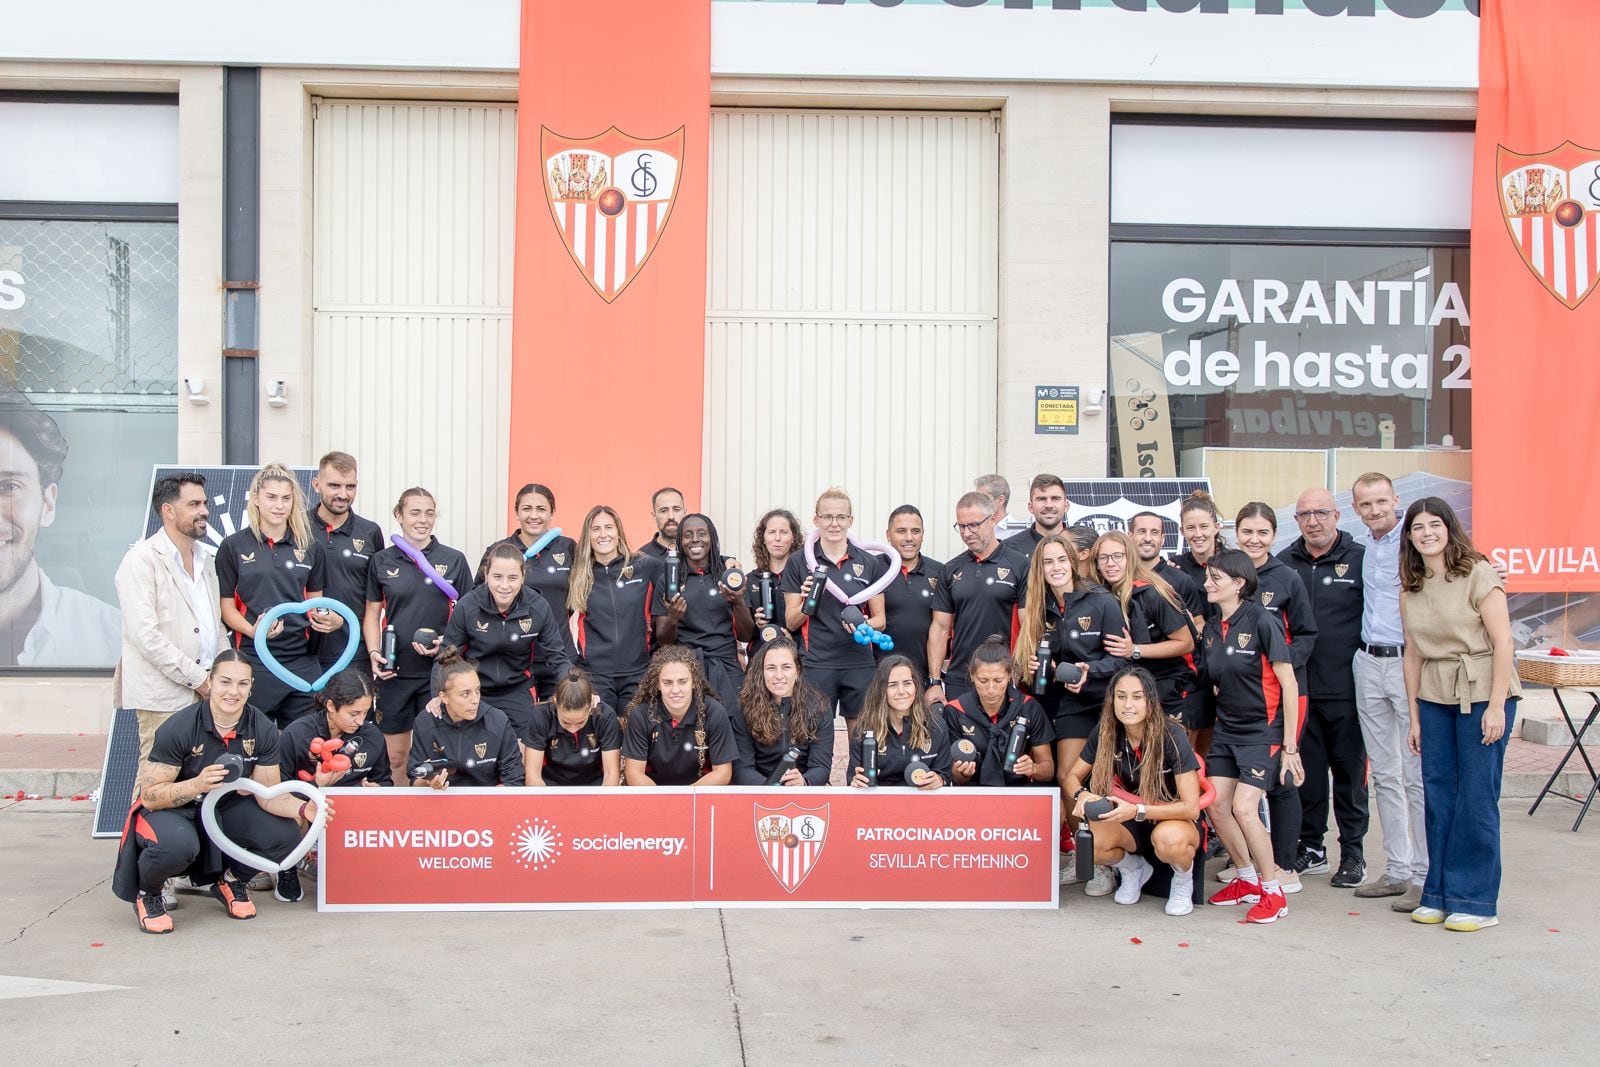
[1135,804,1147,822]
[1283,746,1299,756]
[1130,646,1142,660]
[927,676,944,689]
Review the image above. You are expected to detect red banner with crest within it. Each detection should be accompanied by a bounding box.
[1472,3,1600,590]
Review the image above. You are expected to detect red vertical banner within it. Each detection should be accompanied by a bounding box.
[1472,2,1600,591]
[509,1,709,538]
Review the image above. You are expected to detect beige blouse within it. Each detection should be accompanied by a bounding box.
[1401,559,1521,713]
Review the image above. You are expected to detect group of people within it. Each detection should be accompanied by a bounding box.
[109,458,1520,937]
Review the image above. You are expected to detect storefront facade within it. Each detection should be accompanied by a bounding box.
[0,0,1483,730]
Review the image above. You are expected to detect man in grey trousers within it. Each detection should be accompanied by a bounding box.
[1350,472,1427,912]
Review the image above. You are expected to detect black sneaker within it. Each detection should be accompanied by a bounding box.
[275,868,304,903]
[1295,846,1329,876]
[1331,856,1367,888]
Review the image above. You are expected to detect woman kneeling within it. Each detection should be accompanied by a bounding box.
[1064,668,1202,915]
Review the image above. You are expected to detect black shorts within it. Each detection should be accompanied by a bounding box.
[1206,740,1279,789]
[1052,710,1097,741]
[1162,687,1205,731]
[375,674,432,735]
[805,665,873,719]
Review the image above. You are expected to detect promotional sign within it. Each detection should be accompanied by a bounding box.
[508,0,710,540]
[1471,2,1600,591]
[1109,332,1175,477]
[317,787,1057,911]
[1033,385,1079,436]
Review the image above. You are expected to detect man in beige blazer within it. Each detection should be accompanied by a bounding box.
[115,473,229,767]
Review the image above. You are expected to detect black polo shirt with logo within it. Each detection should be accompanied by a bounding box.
[364,538,474,678]
[653,565,744,665]
[1170,551,1217,623]
[1200,601,1292,745]
[576,554,664,678]
[479,532,579,658]
[639,539,671,561]
[278,713,392,787]
[216,530,328,661]
[932,542,1030,682]
[408,702,524,786]
[1279,532,1364,703]
[147,700,282,810]
[1126,580,1199,707]
[308,507,383,621]
[525,700,622,786]
[848,713,954,786]
[1253,555,1318,694]
[621,698,738,786]
[781,547,889,671]
[876,554,947,678]
[943,687,1053,788]
[442,584,570,694]
[1079,715,1199,799]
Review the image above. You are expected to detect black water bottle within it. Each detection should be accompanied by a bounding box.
[862,731,878,786]
[381,624,397,668]
[759,571,775,622]
[666,545,681,599]
[1032,637,1052,696]
[1074,824,1095,882]
[801,565,827,617]
[1003,716,1029,774]
[766,746,801,786]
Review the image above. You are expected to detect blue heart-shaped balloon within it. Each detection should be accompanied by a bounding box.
[522,527,564,560]
[252,596,361,693]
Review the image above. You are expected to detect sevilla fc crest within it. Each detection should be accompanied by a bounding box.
[1497,142,1600,310]
[542,126,684,303]
[754,803,828,893]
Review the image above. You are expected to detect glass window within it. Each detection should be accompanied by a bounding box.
[1107,241,1471,475]
[0,218,178,668]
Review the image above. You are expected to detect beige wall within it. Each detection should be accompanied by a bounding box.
[0,59,1474,732]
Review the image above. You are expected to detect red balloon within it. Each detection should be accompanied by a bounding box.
[297,770,314,782]
[324,738,344,753]
[309,737,325,756]
[330,755,352,773]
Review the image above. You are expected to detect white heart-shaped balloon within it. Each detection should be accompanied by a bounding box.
[200,776,327,876]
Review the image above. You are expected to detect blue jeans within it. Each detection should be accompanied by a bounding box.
[1418,697,1518,916]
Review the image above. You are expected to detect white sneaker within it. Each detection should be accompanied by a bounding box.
[1280,875,1303,895]
[1058,854,1080,886]
[161,878,179,910]
[1216,864,1238,883]
[1166,866,1195,916]
[1444,913,1499,932]
[1113,856,1153,905]
[1085,865,1115,897]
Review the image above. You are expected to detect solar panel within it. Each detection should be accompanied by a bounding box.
[1059,478,1211,554]
[92,707,142,838]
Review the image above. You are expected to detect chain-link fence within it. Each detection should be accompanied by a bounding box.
[0,219,178,399]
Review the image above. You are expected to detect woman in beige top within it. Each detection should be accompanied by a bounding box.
[1399,497,1520,933]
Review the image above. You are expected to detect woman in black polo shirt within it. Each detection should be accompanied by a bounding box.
[444,542,571,745]
[944,637,1054,788]
[479,482,578,695]
[112,651,314,934]
[568,505,664,713]
[746,508,802,656]
[622,646,737,786]
[1234,502,1318,895]
[408,647,524,788]
[363,487,475,793]
[849,654,951,788]
[1063,667,1203,916]
[730,639,834,786]
[216,463,342,725]
[655,513,754,715]
[525,669,622,787]
[1199,549,1302,925]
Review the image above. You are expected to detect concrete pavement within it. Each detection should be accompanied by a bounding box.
[0,797,1595,1065]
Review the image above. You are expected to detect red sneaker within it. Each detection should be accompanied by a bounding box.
[134,891,174,934]
[1207,878,1262,907]
[1245,890,1288,924]
[209,877,257,920]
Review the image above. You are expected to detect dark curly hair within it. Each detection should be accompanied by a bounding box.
[627,645,713,722]
[737,639,828,746]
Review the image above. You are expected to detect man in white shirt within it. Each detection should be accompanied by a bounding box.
[1349,471,1427,912]
[114,474,227,766]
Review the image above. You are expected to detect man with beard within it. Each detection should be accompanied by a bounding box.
[1009,473,1070,549]
[638,486,686,560]
[1129,510,1205,624]
[308,452,383,675]
[0,390,120,667]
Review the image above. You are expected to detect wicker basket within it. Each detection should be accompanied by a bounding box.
[1516,651,1600,687]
